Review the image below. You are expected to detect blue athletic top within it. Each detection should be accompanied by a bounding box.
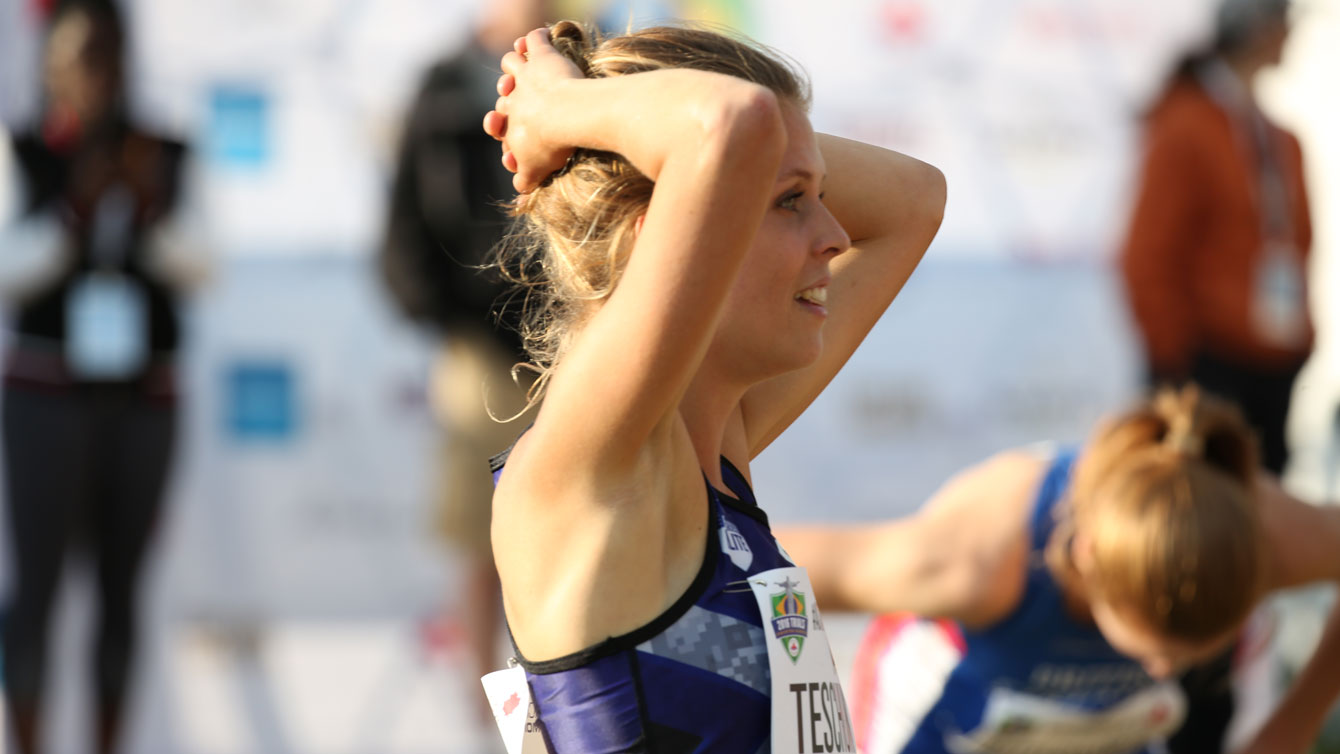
[855,449,1185,754]
[491,453,790,753]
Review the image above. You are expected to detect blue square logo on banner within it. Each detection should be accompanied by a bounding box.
[206,85,271,167]
[224,361,297,442]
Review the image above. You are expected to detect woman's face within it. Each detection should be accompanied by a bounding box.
[1073,536,1240,680]
[709,104,851,382]
[1257,17,1290,68]
[1088,597,1240,680]
[43,10,114,126]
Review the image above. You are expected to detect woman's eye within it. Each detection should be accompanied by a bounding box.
[777,191,803,210]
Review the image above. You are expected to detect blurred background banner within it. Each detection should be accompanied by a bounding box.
[0,0,1337,752]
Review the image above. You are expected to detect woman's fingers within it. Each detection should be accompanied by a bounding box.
[501,50,526,76]
[525,27,551,54]
[514,161,548,194]
[483,111,506,140]
[493,26,563,195]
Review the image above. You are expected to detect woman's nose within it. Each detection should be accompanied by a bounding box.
[1142,658,1175,680]
[817,207,850,257]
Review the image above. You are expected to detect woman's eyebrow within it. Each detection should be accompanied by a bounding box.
[776,167,827,185]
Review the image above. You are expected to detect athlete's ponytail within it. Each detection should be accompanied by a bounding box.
[1065,386,1266,642]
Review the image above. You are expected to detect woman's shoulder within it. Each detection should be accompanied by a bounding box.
[492,408,699,513]
[923,451,1050,564]
[123,125,189,166]
[919,450,1048,628]
[937,450,1051,566]
[1143,76,1220,131]
[967,447,1052,495]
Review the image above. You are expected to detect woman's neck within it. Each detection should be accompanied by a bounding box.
[1047,525,1096,624]
[679,372,749,489]
[1220,50,1269,98]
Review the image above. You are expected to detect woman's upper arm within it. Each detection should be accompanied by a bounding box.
[1261,475,1340,590]
[742,135,945,456]
[524,87,787,485]
[776,452,1037,623]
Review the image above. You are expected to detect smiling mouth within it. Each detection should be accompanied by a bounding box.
[795,286,827,307]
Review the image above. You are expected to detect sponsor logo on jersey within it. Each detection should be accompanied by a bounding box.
[720,519,754,570]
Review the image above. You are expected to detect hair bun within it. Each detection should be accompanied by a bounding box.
[1157,386,1205,458]
[548,21,596,77]
[1153,385,1257,484]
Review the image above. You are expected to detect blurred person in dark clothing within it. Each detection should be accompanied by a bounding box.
[1120,0,1310,478]
[378,0,547,724]
[1119,2,1311,752]
[0,1,205,751]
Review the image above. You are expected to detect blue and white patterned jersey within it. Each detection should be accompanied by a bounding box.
[492,454,794,753]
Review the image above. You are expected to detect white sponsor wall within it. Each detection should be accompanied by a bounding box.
[125,0,480,619]
[755,0,1214,261]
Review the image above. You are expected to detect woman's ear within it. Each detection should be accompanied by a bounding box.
[635,214,646,237]
[1072,530,1097,578]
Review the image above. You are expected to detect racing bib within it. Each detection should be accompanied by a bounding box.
[945,681,1186,754]
[481,663,550,754]
[749,566,856,754]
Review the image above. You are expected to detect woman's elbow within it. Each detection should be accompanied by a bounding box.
[697,83,786,169]
[918,164,947,230]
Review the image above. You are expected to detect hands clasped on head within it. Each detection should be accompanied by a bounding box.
[484,28,581,194]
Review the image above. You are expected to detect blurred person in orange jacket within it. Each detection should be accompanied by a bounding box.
[1119,1,1311,750]
[1120,0,1310,478]
[0,1,205,752]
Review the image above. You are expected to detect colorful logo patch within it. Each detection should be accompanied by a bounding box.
[771,578,809,663]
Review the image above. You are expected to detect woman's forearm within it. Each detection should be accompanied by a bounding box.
[816,133,945,245]
[540,70,783,182]
[1241,599,1340,752]
[1287,600,1340,730]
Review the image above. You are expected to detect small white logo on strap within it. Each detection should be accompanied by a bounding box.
[720,519,753,570]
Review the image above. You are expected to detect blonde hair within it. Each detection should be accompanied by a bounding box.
[495,21,810,404]
[1053,386,1266,643]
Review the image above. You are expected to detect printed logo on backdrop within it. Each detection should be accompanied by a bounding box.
[207,85,271,168]
[224,360,298,443]
[770,578,809,663]
[720,519,753,570]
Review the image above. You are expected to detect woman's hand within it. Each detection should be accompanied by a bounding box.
[1235,718,1312,754]
[484,28,584,193]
